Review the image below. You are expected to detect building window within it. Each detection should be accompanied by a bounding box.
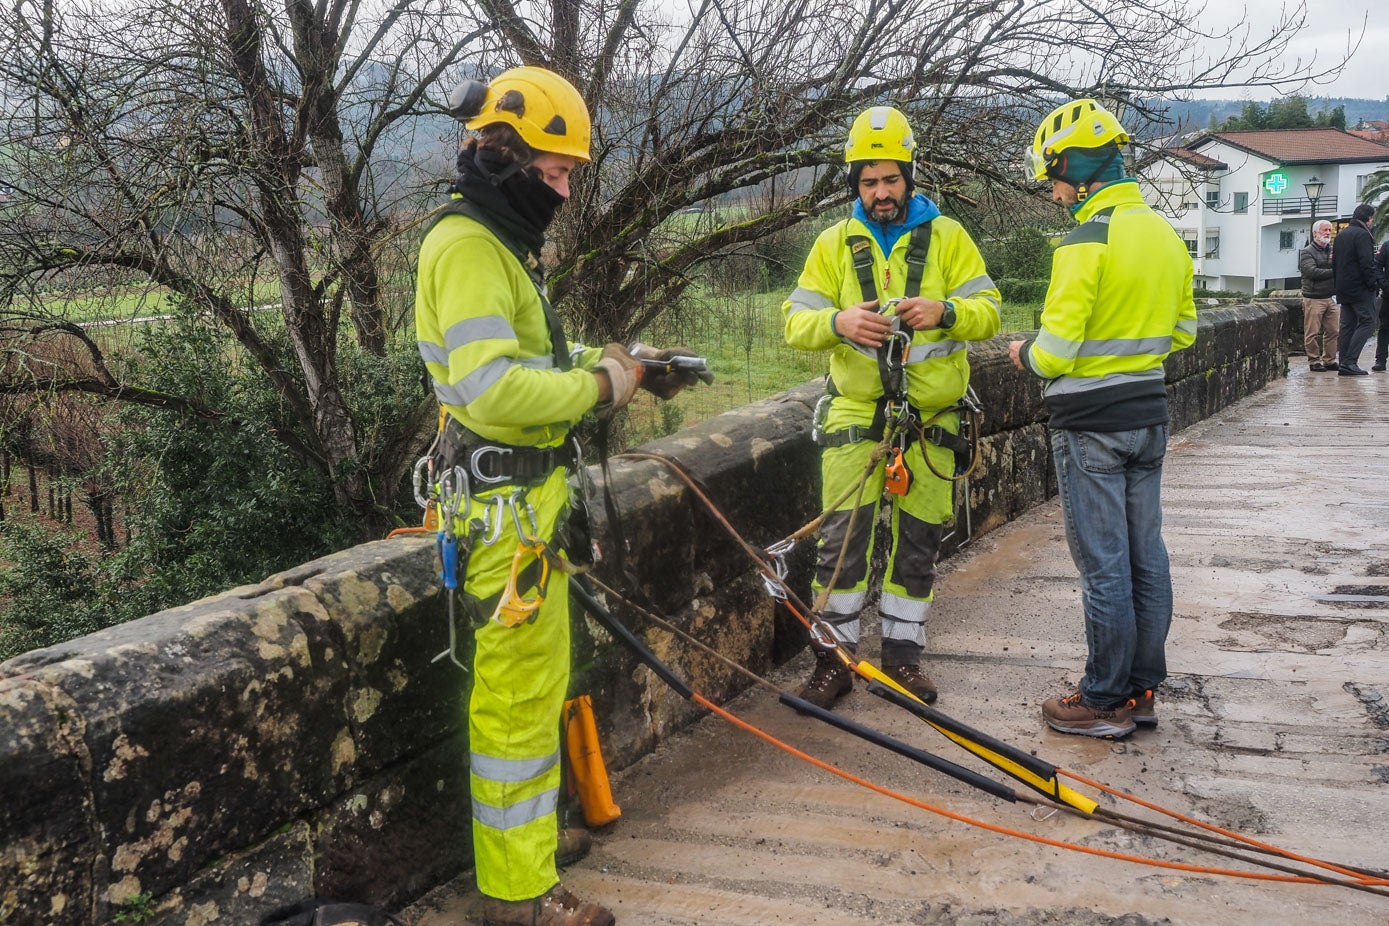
[1181,230,1198,256]
[1279,231,1295,250]
[1205,189,1220,209]
[1233,192,1249,214]
[1205,232,1220,259]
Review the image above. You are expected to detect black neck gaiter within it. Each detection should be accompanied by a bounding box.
[452,141,566,257]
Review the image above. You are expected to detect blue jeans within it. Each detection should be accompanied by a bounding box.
[1051,425,1173,709]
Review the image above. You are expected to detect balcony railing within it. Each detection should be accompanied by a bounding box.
[1261,194,1340,216]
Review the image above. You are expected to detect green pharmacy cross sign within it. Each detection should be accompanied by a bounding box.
[1264,171,1289,196]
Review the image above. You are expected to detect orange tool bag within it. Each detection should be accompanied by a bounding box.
[562,694,621,826]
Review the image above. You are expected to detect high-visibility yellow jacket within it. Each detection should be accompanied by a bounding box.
[1018,180,1197,431]
[415,208,602,448]
[783,204,1001,428]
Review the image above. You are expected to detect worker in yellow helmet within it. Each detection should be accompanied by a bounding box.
[1011,99,1197,738]
[783,105,1002,709]
[415,66,707,926]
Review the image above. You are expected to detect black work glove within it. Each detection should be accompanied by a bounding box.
[629,343,714,399]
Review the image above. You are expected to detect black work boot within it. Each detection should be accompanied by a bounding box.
[882,664,938,704]
[794,650,854,709]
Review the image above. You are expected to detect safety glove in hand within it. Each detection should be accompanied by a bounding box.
[629,343,715,399]
[595,342,642,416]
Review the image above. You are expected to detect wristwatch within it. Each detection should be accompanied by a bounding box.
[939,300,957,330]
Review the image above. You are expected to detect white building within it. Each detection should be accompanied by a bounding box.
[1139,129,1389,293]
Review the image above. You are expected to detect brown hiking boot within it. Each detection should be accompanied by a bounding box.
[881,664,938,704]
[1131,689,1157,727]
[1042,691,1136,738]
[555,827,591,867]
[480,884,614,926]
[794,652,853,709]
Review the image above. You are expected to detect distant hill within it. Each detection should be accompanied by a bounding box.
[1147,96,1389,135]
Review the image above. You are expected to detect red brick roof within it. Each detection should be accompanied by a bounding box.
[1191,129,1389,164]
[1162,147,1227,169]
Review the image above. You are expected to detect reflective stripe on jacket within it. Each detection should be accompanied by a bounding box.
[414,208,602,448]
[1019,180,1196,431]
[782,212,1001,429]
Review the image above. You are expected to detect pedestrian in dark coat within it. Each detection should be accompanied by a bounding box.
[1333,203,1380,375]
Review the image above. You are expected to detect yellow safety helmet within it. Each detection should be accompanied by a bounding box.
[449,66,591,162]
[1026,99,1129,181]
[844,106,917,164]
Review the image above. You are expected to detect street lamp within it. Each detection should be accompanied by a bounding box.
[1304,176,1324,237]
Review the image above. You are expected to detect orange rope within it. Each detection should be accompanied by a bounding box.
[694,693,1383,887]
[385,526,432,539]
[1061,768,1388,885]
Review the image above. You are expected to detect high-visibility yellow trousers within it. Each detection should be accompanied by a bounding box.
[459,467,572,902]
[812,423,955,659]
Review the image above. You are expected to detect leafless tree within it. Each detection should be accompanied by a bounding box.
[0,0,1348,536]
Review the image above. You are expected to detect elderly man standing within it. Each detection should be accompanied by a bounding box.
[1298,220,1338,371]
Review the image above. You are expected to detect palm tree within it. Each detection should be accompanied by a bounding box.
[1360,169,1389,243]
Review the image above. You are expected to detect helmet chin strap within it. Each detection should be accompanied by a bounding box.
[1070,146,1121,203]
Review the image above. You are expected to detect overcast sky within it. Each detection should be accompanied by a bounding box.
[1196,0,1384,101]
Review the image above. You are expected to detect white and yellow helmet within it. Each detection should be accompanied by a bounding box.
[1026,99,1129,181]
[845,106,917,164]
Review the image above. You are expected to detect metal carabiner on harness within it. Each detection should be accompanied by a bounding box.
[810,393,832,446]
[761,538,796,600]
[477,494,508,546]
[484,488,552,628]
[506,489,542,544]
[412,455,432,510]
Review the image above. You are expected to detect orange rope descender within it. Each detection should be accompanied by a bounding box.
[491,539,551,628]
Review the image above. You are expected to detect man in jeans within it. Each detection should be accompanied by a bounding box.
[1298,220,1338,371]
[1010,99,1197,738]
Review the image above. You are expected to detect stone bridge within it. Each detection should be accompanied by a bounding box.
[6,303,1369,926]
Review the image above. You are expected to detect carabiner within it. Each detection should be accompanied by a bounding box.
[761,538,796,600]
[412,456,432,509]
[477,494,508,546]
[808,620,845,650]
[507,489,541,543]
[810,393,832,446]
[439,465,471,527]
